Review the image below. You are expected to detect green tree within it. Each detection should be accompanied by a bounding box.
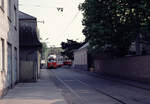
[41,42,48,59]
[61,39,85,60]
[79,0,150,56]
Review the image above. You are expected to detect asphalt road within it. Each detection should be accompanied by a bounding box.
[49,68,150,104]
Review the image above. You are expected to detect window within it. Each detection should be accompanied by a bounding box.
[0,0,4,11]
[0,39,5,71]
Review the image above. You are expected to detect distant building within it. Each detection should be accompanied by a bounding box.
[0,0,19,98]
[19,11,42,82]
[45,47,63,59]
[73,43,89,70]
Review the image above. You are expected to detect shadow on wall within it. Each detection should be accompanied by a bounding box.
[94,55,150,83]
[19,61,36,82]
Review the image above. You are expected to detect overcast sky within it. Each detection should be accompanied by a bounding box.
[19,0,85,47]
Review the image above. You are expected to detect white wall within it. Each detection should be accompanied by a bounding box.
[0,0,19,95]
[73,49,88,67]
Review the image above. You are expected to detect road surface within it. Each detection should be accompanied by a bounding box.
[50,68,150,104]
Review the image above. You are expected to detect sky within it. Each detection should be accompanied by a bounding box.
[19,0,85,47]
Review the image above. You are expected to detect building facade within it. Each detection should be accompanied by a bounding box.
[73,43,88,70]
[19,12,42,82]
[0,0,19,97]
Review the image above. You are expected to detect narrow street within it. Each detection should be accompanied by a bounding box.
[1,0,150,104]
[50,68,150,104]
[1,68,150,104]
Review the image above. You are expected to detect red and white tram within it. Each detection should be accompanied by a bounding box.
[47,55,64,69]
[63,57,72,66]
[47,55,58,69]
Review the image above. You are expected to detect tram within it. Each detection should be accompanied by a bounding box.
[47,55,64,69]
[63,57,72,66]
[56,55,64,67]
[47,55,58,69]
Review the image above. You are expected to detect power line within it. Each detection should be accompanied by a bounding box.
[60,11,80,36]
[19,4,65,12]
[19,4,64,8]
[19,0,83,8]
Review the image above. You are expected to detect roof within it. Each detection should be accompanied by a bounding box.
[19,11,36,20]
[19,12,42,48]
[19,26,42,48]
[79,42,89,50]
[73,42,89,53]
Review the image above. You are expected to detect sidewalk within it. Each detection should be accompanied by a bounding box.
[0,69,68,104]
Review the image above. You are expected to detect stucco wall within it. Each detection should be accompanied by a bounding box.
[19,61,34,82]
[38,51,41,78]
[19,49,39,82]
[73,48,88,70]
[0,0,19,98]
[94,55,150,83]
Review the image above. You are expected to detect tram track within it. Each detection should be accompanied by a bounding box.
[51,70,128,104]
[71,69,150,92]
[50,70,89,104]
[75,78,127,104]
[70,69,150,104]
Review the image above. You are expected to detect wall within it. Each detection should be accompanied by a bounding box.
[19,14,41,82]
[0,0,19,98]
[19,49,38,82]
[38,51,41,78]
[94,55,150,83]
[19,61,34,82]
[73,48,88,70]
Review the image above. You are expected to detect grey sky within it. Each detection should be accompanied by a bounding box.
[19,0,85,47]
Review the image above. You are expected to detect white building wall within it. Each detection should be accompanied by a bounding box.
[0,0,19,97]
[73,48,88,70]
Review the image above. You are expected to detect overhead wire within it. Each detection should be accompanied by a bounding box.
[19,0,82,8]
[60,11,80,36]
[19,3,64,9]
[19,0,82,37]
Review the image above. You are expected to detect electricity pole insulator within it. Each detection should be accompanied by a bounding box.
[57,8,63,12]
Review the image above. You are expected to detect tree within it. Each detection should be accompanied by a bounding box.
[41,42,48,59]
[79,0,150,56]
[61,39,85,60]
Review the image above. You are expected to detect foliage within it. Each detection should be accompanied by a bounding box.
[79,0,150,56]
[61,39,85,60]
[41,42,48,59]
